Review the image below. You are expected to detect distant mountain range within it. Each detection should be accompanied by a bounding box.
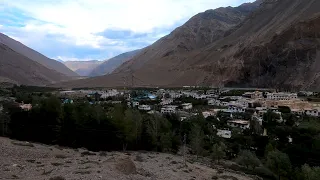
[53,0,320,90]
[88,49,141,77]
[63,60,102,76]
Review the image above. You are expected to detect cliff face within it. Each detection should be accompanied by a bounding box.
[53,0,320,90]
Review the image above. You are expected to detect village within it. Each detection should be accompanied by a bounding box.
[12,87,312,140]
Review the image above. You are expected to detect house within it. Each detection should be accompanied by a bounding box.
[160,98,173,105]
[208,99,222,106]
[138,105,151,111]
[161,105,177,114]
[132,101,139,107]
[202,110,215,118]
[227,105,246,113]
[291,109,304,115]
[243,91,263,99]
[227,120,250,129]
[101,89,119,98]
[177,110,194,121]
[182,103,192,110]
[266,92,298,101]
[304,108,319,117]
[19,103,32,111]
[217,129,232,139]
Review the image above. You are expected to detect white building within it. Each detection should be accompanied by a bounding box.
[243,91,263,99]
[182,103,193,110]
[138,105,151,111]
[208,99,222,106]
[161,105,177,114]
[202,111,215,118]
[227,120,250,129]
[266,92,298,101]
[217,129,232,139]
[132,101,139,107]
[101,89,119,98]
[227,105,245,113]
[160,98,173,105]
[169,92,182,99]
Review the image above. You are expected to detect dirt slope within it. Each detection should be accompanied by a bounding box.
[0,137,254,180]
[0,44,67,86]
[0,33,78,77]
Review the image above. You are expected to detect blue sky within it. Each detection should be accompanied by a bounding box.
[0,0,254,61]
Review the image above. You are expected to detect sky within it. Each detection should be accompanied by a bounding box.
[0,0,254,61]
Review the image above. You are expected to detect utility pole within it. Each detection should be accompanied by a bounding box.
[183,133,187,167]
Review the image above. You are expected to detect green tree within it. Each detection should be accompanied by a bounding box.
[301,164,320,180]
[236,150,261,170]
[266,150,292,180]
[121,109,136,151]
[146,114,172,151]
[190,124,205,159]
[211,142,226,163]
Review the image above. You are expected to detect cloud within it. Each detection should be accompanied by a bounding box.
[0,0,255,61]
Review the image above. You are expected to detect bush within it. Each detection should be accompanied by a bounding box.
[49,176,65,180]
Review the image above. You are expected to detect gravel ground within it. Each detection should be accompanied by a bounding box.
[0,137,253,180]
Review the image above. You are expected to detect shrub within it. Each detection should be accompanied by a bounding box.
[49,176,66,180]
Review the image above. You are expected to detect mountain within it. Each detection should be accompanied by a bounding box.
[89,49,141,77]
[64,60,102,76]
[0,33,78,77]
[53,0,320,90]
[0,43,67,86]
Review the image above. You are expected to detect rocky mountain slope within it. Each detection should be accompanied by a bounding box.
[89,49,141,77]
[64,60,102,76]
[0,33,78,77]
[0,137,255,180]
[0,43,67,86]
[51,0,262,88]
[53,0,320,90]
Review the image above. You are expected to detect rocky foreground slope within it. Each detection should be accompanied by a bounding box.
[0,137,254,180]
